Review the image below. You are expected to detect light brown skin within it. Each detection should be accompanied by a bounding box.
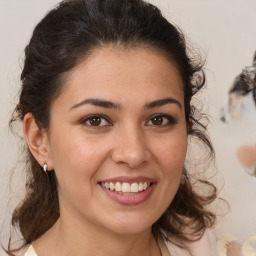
[236,144,256,174]
[23,47,188,256]
[227,241,243,256]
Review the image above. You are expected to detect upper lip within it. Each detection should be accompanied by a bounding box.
[99,176,156,184]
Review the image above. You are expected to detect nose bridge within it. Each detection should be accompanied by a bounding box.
[111,122,150,168]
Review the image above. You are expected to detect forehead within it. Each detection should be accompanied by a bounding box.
[57,46,184,108]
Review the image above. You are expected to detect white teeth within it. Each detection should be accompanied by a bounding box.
[115,182,122,192]
[138,182,144,191]
[131,182,139,193]
[101,181,151,193]
[110,182,115,191]
[122,182,131,193]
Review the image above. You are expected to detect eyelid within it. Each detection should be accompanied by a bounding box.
[79,114,112,127]
[145,113,177,126]
[79,113,177,127]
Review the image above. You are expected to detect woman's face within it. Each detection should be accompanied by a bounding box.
[47,47,188,235]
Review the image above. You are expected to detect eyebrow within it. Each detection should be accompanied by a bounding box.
[69,98,122,111]
[145,97,182,110]
[69,97,182,111]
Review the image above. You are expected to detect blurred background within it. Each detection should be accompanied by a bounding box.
[1,0,255,255]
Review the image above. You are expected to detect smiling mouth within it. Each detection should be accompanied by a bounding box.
[100,181,152,194]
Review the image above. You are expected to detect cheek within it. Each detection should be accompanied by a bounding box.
[150,133,187,213]
[49,137,105,206]
[49,131,111,184]
[154,133,187,170]
[153,132,187,196]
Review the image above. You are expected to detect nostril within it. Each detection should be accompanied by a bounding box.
[111,146,150,169]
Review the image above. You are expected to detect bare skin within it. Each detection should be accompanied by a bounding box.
[227,241,243,256]
[24,46,187,256]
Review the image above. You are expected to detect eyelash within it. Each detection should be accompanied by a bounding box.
[146,114,177,127]
[80,114,112,127]
[80,114,177,128]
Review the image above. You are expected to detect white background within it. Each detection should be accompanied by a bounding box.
[1,0,256,254]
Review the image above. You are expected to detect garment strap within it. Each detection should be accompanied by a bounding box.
[24,245,38,256]
[159,239,172,256]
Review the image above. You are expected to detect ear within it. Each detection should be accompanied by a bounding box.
[23,113,54,171]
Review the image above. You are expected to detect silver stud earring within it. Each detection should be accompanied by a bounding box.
[43,163,48,174]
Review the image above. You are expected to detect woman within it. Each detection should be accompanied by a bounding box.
[6,0,218,255]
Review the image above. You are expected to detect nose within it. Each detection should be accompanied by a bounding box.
[111,126,151,169]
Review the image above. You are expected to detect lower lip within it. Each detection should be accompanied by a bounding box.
[100,184,155,205]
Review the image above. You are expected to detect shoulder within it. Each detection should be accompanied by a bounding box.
[165,229,219,256]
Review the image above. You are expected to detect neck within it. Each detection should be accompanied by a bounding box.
[33,216,161,256]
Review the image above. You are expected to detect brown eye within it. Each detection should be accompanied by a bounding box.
[146,114,177,127]
[89,116,102,126]
[82,115,111,127]
[151,116,164,125]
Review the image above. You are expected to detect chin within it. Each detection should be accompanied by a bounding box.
[101,213,157,236]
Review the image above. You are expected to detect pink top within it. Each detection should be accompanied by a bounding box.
[165,229,219,256]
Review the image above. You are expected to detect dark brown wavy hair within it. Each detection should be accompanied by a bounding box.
[6,0,217,254]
